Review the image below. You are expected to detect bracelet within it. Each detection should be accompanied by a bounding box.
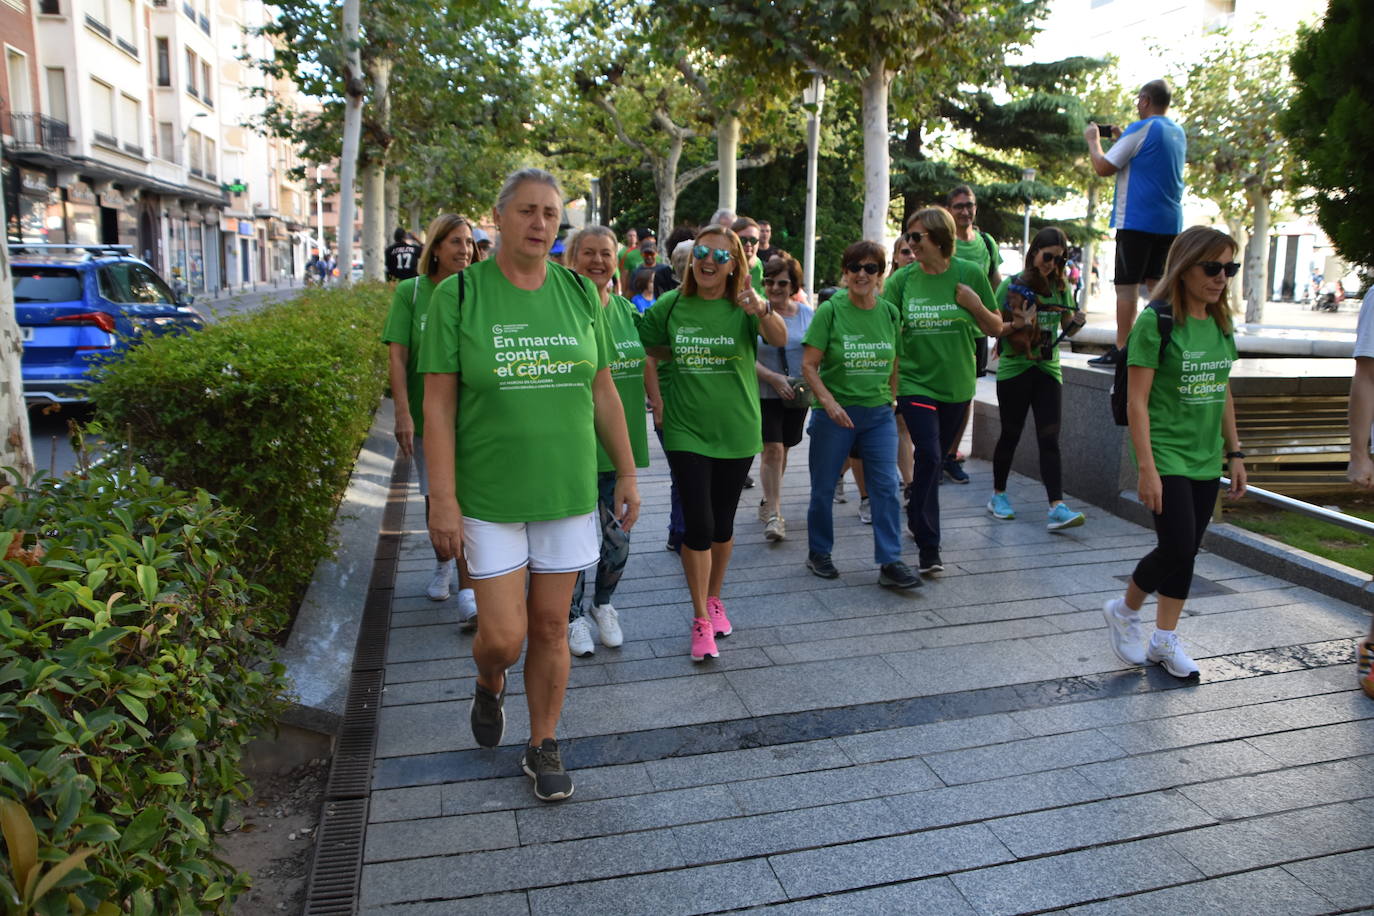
[1226,450,1245,460]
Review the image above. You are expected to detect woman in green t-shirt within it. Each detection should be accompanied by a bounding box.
[882,207,1002,576]
[801,240,920,590]
[1102,226,1248,680]
[419,169,641,803]
[563,226,650,659]
[381,214,478,621]
[639,224,787,663]
[986,226,1088,531]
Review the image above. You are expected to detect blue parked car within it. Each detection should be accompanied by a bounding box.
[9,244,206,404]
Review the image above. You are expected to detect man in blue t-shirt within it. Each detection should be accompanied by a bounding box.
[1083,79,1185,366]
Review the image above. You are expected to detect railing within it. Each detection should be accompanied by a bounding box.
[3,112,72,155]
[1221,477,1374,537]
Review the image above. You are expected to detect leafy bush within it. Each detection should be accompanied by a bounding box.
[0,465,287,913]
[88,285,389,621]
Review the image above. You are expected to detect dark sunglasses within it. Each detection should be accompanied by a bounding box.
[897,248,913,257]
[905,231,929,245]
[739,236,760,246]
[693,244,732,264]
[845,263,881,275]
[1199,260,1240,278]
[763,277,792,288]
[1039,251,1068,267]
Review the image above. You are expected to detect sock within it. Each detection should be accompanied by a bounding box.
[1150,627,1175,645]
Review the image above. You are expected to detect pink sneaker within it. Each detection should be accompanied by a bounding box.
[690,617,718,662]
[707,596,732,637]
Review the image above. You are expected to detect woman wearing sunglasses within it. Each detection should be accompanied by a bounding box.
[882,207,1002,576]
[640,224,788,661]
[801,241,919,589]
[1102,226,1246,679]
[986,226,1087,530]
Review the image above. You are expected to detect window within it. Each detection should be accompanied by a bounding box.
[6,49,31,113]
[13,268,83,304]
[38,0,60,13]
[119,94,140,154]
[201,61,212,105]
[158,121,174,161]
[45,68,68,123]
[116,0,136,53]
[187,129,202,175]
[99,263,174,305]
[204,137,216,179]
[156,38,170,86]
[322,202,334,214]
[185,48,197,96]
[90,78,115,145]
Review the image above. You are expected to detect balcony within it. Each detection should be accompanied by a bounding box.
[2,113,73,156]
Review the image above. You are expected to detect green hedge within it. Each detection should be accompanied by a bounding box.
[89,284,390,621]
[0,465,288,913]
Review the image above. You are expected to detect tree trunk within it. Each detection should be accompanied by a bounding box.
[859,56,893,242]
[1243,187,1269,324]
[0,193,34,481]
[716,113,739,214]
[361,161,385,280]
[655,134,685,243]
[335,0,363,286]
[385,172,400,237]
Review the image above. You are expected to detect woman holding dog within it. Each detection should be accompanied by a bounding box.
[986,226,1087,530]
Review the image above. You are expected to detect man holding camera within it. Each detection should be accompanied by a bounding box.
[1083,79,1186,366]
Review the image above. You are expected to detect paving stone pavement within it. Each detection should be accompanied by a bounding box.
[359,414,1373,914]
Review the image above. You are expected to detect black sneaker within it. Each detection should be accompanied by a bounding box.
[917,550,944,574]
[521,738,574,802]
[879,561,922,589]
[942,456,970,484]
[743,474,756,489]
[469,677,505,748]
[1087,346,1120,367]
[806,551,839,579]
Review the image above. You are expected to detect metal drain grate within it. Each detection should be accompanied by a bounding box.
[302,797,369,915]
[326,668,384,799]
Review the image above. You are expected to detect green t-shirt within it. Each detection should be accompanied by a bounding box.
[955,232,1001,284]
[882,258,997,403]
[416,258,612,522]
[801,290,900,408]
[994,278,1076,383]
[622,248,645,278]
[381,274,437,436]
[749,259,764,294]
[638,289,762,459]
[1126,306,1238,480]
[599,293,650,473]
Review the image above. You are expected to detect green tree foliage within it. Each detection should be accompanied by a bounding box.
[1281,0,1374,270]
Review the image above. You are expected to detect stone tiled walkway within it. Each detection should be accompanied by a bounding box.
[359,417,1373,915]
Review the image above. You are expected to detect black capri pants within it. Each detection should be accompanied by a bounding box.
[664,450,755,551]
[1131,476,1219,600]
[993,370,1063,501]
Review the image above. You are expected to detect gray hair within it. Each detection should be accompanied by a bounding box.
[495,167,563,216]
[709,208,736,228]
[566,225,616,263]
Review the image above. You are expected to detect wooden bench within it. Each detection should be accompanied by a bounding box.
[1233,393,1350,494]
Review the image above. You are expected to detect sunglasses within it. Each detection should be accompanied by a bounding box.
[905,231,930,245]
[1199,260,1240,278]
[845,263,881,275]
[1039,251,1068,267]
[898,248,913,257]
[693,245,732,264]
[763,277,792,288]
[739,236,760,246]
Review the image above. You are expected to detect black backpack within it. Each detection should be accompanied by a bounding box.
[1110,301,1173,426]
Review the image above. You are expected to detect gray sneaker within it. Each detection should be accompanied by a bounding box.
[1102,598,1146,666]
[878,561,922,589]
[1147,631,1200,678]
[521,738,574,802]
[469,676,505,748]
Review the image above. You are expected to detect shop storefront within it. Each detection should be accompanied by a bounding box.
[12,168,52,243]
[65,180,99,245]
[98,186,140,251]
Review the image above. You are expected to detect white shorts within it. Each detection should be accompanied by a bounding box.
[412,434,429,497]
[463,512,598,579]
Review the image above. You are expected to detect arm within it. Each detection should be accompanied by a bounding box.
[1126,365,1162,513]
[388,343,414,457]
[956,283,1003,336]
[756,358,794,399]
[1349,356,1374,488]
[644,356,664,427]
[801,344,853,429]
[1084,124,1120,177]
[422,373,462,559]
[1222,386,1247,499]
[592,368,642,530]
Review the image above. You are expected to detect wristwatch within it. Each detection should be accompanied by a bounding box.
[1226,450,1245,460]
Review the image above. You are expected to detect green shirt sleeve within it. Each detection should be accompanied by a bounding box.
[638,290,674,348]
[417,273,461,375]
[381,279,416,345]
[1126,306,1163,368]
[963,260,997,312]
[801,301,834,351]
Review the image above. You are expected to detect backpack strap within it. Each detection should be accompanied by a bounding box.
[1146,300,1173,365]
[981,231,998,273]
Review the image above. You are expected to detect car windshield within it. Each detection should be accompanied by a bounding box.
[12,267,83,303]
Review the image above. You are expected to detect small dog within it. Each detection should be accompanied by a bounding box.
[1001,272,1082,361]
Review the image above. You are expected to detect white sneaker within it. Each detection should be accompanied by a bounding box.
[758,499,771,523]
[858,497,872,524]
[834,479,847,503]
[1147,630,1200,678]
[764,514,786,541]
[457,588,478,631]
[426,558,455,601]
[568,617,595,657]
[589,603,623,647]
[1102,598,1146,666]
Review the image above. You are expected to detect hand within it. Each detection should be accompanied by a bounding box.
[824,400,854,429]
[954,283,983,314]
[649,397,664,428]
[1064,310,1087,336]
[427,497,464,562]
[393,418,415,458]
[1227,457,1248,499]
[1137,467,1163,514]
[1083,123,1101,144]
[736,288,766,316]
[612,476,641,532]
[771,374,795,400]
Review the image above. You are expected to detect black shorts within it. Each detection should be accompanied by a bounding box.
[760,398,807,448]
[1114,229,1176,286]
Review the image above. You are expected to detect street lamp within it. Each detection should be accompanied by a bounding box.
[1021,167,1037,260]
[802,72,825,305]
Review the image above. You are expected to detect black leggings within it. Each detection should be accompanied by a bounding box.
[993,370,1063,500]
[664,451,755,551]
[1132,476,1219,600]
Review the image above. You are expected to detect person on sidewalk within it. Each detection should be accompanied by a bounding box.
[1084,79,1186,367]
[1345,286,1374,698]
[802,240,919,589]
[1102,226,1246,679]
[564,226,650,657]
[639,223,787,662]
[884,207,1002,576]
[986,226,1088,531]
[385,227,423,282]
[753,253,814,542]
[733,217,766,294]
[381,214,479,627]
[420,169,641,803]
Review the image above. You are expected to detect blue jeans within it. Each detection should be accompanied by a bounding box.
[807,405,902,565]
[570,472,627,618]
[898,395,968,551]
[654,425,685,543]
